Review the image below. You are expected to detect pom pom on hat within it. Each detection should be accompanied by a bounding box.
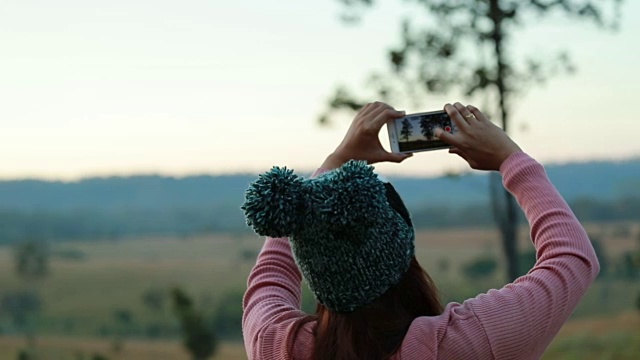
[241,166,304,238]
[311,160,386,233]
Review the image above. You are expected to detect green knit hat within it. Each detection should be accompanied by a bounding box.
[241,160,415,313]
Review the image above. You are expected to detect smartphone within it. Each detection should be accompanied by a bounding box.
[387,110,457,153]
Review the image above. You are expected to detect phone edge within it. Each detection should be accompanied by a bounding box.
[386,121,402,153]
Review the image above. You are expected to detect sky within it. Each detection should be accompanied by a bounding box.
[1,0,639,180]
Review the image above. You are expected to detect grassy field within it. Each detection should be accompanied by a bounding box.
[543,311,640,359]
[0,313,637,359]
[0,223,638,359]
[0,336,247,360]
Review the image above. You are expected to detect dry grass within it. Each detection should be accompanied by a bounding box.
[1,314,637,360]
[0,336,247,360]
[543,312,640,360]
[0,234,259,331]
[0,224,637,359]
[555,311,640,337]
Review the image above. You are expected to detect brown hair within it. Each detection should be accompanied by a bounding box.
[290,183,444,359]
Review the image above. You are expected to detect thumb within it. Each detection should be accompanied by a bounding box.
[386,152,413,163]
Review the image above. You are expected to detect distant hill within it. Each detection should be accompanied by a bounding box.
[0,158,638,243]
[0,175,256,211]
[392,158,640,208]
[2,159,639,211]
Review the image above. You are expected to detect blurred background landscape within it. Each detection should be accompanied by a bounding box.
[1,0,639,359]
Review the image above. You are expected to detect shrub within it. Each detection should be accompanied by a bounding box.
[0,291,42,328]
[141,288,166,313]
[212,289,244,340]
[171,287,217,360]
[613,252,639,280]
[461,256,498,280]
[518,249,537,276]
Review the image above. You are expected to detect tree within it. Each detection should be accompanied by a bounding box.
[10,239,49,352]
[171,287,217,360]
[589,236,609,279]
[212,289,244,340]
[0,291,42,330]
[461,255,498,280]
[518,248,537,276]
[614,251,639,280]
[400,118,413,141]
[14,240,50,280]
[111,308,135,352]
[419,117,434,140]
[322,0,623,282]
[141,287,166,313]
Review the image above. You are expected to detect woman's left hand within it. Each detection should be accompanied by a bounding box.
[321,102,412,170]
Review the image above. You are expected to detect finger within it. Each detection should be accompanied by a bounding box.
[371,108,405,130]
[444,103,469,131]
[466,105,488,123]
[454,102,477,123]
[370,101,390,113]
[361,101,391,122]
[358,102,378,119]
[360,101,388,118]
[434,127,463,148]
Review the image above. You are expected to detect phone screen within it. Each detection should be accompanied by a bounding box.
[391,110,456,153]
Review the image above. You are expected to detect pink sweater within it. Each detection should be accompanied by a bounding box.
[242,152,599,359]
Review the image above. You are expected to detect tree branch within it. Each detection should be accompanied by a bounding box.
[526,0,623,28]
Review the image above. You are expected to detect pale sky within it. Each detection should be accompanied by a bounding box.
[1,0,639,180]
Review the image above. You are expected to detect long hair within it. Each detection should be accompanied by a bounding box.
[290,183,444,359]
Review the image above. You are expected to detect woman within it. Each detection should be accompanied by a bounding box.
[241,102,599,359]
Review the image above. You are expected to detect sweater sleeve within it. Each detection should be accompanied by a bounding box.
[242,168,328,360]
[433,152,599,359]
[242,237,309,359]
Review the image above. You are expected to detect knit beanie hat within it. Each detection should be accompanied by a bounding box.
[241,160,415,313]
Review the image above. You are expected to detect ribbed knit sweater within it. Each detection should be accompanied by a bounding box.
[242,152,600,359]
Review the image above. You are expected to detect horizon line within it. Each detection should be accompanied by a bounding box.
[1,154,638,183]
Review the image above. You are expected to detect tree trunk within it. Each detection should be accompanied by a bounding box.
[489,0,519,283]
[490,176,519,282]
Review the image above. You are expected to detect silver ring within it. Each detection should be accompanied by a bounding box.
[465,114,474,119]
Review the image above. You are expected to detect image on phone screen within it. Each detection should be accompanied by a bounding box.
[388,110,457,153]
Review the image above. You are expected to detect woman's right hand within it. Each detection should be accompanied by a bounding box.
[435,103,522,171]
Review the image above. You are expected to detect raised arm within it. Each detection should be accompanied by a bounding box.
[433,103,599,359]
[462,152,598,359]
